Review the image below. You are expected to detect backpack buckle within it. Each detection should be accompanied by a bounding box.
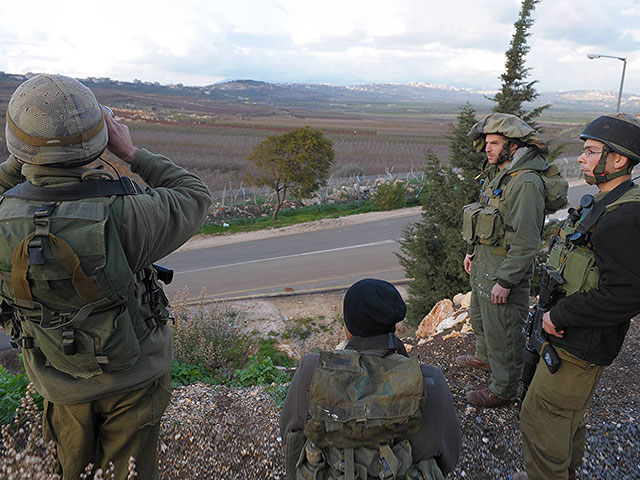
[27,237,45,265]
[62,327,77,355]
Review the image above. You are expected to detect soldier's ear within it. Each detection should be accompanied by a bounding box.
[611,153,630,172]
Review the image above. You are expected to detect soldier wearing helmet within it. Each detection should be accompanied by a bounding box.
[0,74,212,479]
[516,113,640,480]
[459,113,555,408]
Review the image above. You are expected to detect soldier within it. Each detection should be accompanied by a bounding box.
[515,113,640,480]
[0,74,212,479]
[279,278,461,480]
[459,113,566,407]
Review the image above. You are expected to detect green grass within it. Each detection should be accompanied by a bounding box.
[198,197,419,236]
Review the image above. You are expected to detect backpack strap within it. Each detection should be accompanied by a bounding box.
[2,177,143,201]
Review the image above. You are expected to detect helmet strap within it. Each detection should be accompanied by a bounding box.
[589,149,630,185]
[496,140,513,165]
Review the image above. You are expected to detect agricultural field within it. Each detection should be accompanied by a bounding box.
[0,79,587,193]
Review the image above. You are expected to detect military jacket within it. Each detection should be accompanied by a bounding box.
[549,185,640,365]
[463,147,547,288]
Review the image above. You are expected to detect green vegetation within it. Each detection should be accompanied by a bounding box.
[0,362,43,426]
[372,181,407,211]
[246,126,336,220]
[282,316,331,341]
[169,293,295,389]
[199,201,377,235]
[169,360,218,388]
[230,355,290,388]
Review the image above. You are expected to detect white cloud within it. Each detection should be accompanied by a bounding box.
[0,0,639,93]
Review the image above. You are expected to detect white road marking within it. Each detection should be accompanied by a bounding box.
[176,239,396,275]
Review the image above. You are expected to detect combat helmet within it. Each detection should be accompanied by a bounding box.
[468,113,549,158]
[580,113,640,184]
[5,74,107,166]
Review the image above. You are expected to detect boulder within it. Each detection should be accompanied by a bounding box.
[416,299,455,338]
[453,291,472,309]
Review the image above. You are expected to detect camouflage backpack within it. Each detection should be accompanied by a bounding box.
[296,349,432,480]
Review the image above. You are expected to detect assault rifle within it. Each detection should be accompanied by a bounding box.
[520,266,564,400]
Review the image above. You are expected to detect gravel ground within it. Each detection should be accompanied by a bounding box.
[156,315,639,480]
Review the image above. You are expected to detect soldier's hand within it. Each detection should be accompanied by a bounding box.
[464,254,473,275]
[490,282,510,304]
[103,107,139,164]
[543,311,564,338]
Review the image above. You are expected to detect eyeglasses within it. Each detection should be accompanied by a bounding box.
[580,150,608,158]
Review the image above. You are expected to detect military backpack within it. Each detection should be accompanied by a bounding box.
[0,177,170,380]
[295,349,434,480]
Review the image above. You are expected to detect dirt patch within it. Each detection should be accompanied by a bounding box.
[225,286,413,359]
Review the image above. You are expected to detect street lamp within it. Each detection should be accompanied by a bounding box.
[587,53,627,112]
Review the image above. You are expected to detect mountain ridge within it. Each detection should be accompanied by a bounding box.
[1,71,635,111]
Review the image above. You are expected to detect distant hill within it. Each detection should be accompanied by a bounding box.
[1,71,636,112]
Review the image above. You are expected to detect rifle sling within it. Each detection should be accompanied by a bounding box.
[575,180,634,237]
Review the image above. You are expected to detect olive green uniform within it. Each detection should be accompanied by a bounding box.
[466,147,547,400]
[520,187,640,479]
[0,150,212,479]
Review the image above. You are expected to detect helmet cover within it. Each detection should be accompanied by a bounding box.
[468,113,549,155]
[5,74,107,165]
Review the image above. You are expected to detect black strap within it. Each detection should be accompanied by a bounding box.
[575,180,635,237]
[2,177,144,201]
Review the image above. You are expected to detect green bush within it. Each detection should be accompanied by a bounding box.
[169,361,217,388]
[257,339,296,368]
[170,290,254,381]
[0,365,42,425]
[372,181,407,211]
[230,355,291,387]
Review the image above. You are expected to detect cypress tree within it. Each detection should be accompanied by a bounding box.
[397,104,484,323]
[490,0,550,126]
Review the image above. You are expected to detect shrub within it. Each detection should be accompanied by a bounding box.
[169,361,217,388]
[170,289,255,382]
[0,362,43,426]
[230,355,291,387]
[372,181,407,211]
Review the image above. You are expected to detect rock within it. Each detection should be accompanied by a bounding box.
[453,291,472,309]
[416,299,455,338]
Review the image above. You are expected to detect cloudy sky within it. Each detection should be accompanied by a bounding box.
[1,0,638,94]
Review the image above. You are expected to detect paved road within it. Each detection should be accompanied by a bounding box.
[160,212,418,303]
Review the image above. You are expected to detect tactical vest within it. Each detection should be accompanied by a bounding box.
[547,186,640,297]
[0,179,170,379]
[296,350,427,480]
[462,165,565,250]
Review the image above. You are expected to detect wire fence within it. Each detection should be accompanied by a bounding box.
[209,157,584,209]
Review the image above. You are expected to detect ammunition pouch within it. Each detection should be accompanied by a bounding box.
[462,202,504,246]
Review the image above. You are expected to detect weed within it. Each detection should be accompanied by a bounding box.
[170,289,255,381]
[372,180,407,210]
[230,356,291,387]
[169,361,217,388]
[257,339,295,368]
[0,361,43,426]
[265,384,290,408]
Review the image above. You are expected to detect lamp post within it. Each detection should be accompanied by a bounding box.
[587,53,627,112]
